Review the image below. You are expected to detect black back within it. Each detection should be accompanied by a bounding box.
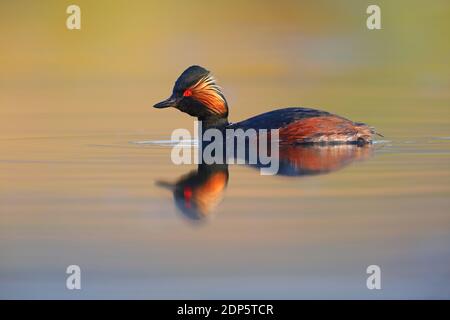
[228,107,333,130]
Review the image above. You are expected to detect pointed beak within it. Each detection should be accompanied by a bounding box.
[155,180,175,191]
[153,97,177,109]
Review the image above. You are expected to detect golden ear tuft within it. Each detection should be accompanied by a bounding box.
[189,74,227,115]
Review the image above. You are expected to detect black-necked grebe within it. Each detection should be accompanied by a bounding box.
[154,65,379,144]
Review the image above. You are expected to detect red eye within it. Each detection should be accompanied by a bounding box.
[183,89,193,97]
[184,186,193,208]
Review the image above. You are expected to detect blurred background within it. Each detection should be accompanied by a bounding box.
[1,0,449,299]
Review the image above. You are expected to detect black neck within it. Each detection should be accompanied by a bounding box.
[198,116,229,130]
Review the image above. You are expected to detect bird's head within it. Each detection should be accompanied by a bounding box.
[153,65,228,123]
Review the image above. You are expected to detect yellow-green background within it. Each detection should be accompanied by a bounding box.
[1,0,449,138]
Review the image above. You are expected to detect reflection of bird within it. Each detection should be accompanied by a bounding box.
[156,145,372,221]
[156,164,229,221]
[154,65,381,144]
[275,144,373,176]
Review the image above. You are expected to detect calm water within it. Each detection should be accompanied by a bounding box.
[1,132,449,299]
[1,0,450,299]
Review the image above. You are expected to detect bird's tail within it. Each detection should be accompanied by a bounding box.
[355,122,383,138]
[371,127,384,138]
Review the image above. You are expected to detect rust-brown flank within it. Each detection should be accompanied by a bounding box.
[279,116,373,144]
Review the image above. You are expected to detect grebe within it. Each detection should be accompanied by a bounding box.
[154,65,379,144]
